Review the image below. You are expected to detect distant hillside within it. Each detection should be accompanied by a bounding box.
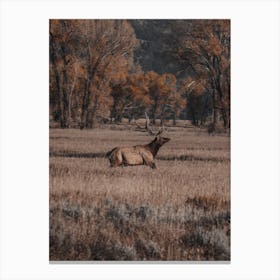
[130,20,188,78]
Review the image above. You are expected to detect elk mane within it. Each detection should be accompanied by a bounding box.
[146,138,163,157]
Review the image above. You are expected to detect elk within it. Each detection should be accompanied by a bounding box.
[106,115,170,169]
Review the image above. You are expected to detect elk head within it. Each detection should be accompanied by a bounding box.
[146,127,170,157]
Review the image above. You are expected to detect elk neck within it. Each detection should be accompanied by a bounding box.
[146,139,162,157]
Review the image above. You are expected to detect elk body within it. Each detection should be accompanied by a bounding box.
[106,135,170,169]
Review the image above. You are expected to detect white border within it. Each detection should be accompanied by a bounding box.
[1,0,279,279]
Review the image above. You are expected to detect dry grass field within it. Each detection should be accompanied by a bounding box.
[49,124,230,261]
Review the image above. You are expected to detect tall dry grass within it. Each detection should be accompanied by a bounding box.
[49,126,230,261]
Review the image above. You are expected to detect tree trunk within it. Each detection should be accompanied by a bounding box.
[60,46,70,128]
[68,68,77,127]
[191,106,197,126]
[212,89,219,131]
[62,87,69,128]
[59,82,68,128]
[80,45,98,129]
[50,36,67,128]
[151,103,158,125]
[80,79,91,129]
[200,93,210,126]
[86,94,99,128]
[221,108,230,129]
[110,96,118,124]
[52,66,62,122]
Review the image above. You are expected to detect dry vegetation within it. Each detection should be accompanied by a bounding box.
[49,124,230,261]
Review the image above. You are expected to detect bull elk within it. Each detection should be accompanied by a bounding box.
[106,115,170,169]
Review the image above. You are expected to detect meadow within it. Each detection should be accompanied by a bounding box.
[49,123,230,261]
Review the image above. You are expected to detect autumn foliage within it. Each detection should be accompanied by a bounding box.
[50,20,230,130]
[174,20,230,128]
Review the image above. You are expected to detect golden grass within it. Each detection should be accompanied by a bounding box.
[49,126,230,261]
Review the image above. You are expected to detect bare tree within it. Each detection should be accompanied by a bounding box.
[78,20,139,128]
[171,20,230,130]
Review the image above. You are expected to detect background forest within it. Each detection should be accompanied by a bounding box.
[49,19,230,131]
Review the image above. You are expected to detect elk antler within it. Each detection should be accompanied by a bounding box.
[155,126,164,136]
[145,112,165,136]
[135,113,166,135]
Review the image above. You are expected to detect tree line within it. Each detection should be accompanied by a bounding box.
[49,20,230,130]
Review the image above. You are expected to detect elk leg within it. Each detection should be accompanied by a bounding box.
[110,162,119,167]
[141,153,157,169]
